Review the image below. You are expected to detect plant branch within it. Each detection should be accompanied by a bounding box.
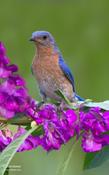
[0,116,32,126]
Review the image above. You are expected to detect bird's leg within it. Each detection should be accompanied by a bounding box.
[58,100,69,111]
[37,101,45,108]
[37,92,47,108]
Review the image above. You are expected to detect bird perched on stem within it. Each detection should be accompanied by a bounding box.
[30,31,83,103]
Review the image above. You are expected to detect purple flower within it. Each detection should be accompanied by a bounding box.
[0,106,15,119]
[64,109,77,124]
[0,127,40,152]
[0,42,10,65]
[80,108,109,152]
[0,42,6,56]
[0,78,29,118]
[26,103,109,152]
[14,127,40,152]
[0,43,15,78]
[80,107,109,134]
[82,132,102,152]
[0,43,30,118]
[102,111,109,130]
[30,105,78,151]
[41,121,62,151]
[82,132,109,152]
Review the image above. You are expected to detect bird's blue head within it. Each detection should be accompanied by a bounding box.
[30,31,55,47]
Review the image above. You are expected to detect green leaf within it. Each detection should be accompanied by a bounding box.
[84,146,109,170]
[25,125,43,136]
[56,139,78,175]
[4,167,9,175]
[55,89,71,104]
[84,152,97,169]
[55,89,76,109]
[85,100,109,111]
[0,125,37,175]
[7,114,32,125]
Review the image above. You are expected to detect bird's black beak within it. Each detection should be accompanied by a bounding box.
[29,38,35,42]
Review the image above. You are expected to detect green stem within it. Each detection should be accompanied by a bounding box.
[0,116,32,126]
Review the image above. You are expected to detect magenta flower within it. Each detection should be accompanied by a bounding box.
[80,107,109,152]
[0,42,30,119]
[82,132,109,152]
[35,105,77,151]
[82,132,102,152]
[14,127,40,152]
[0,127,40,152]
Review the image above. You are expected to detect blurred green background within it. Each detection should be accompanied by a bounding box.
[0,0,109,175]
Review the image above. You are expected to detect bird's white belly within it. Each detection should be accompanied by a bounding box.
[38,75,60,99]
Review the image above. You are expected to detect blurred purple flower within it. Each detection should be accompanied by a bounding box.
[0,42,30,119]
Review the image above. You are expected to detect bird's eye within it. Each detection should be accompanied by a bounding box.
[42,35,47,40]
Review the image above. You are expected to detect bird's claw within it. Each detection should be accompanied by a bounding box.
[37,101,45,108]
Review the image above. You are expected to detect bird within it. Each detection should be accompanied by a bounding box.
[30,31,83,103]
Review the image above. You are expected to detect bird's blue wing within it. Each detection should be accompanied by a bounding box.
[59,56,75,92]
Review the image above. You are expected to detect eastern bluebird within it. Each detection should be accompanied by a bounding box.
[30,31,83,102]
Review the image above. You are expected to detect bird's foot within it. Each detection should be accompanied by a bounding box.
[58,101,69,111]
[37,101,45,108]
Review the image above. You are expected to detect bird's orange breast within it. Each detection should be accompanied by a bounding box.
[32,54,73,100]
